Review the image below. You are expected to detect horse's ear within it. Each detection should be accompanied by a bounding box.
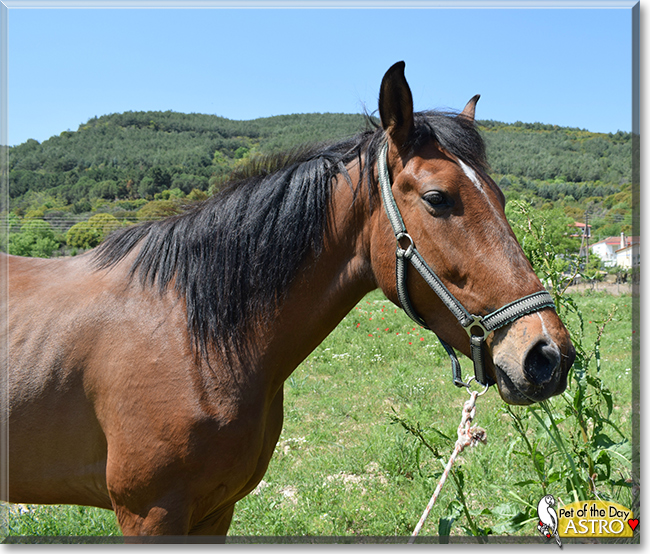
[460,94,480,121]
[379,61,414,150]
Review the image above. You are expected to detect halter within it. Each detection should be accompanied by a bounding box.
[377,142,556,388]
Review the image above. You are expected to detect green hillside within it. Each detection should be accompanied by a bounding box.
[478,120,633,244]
[4,110,633,257]
[8,111,371,210]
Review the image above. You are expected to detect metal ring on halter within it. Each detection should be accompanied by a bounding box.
[465,376,489,396]
[464,315,490,339]
[395,232,415,258]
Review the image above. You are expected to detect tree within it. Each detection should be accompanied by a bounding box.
[136,200,184,221]
[66,213,122,249]
[89,180,125,200]
[505,200,581,289]
[137,176,157,199]
[171,174,208,194]
[0,214,22,252]
[186,189,208,202]
[158,188,185,200]
[8,219,60,258]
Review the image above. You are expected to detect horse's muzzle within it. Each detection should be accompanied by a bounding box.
[523,338,562,386]
[492,324,575,405]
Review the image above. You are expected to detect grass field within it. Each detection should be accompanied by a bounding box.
[2,290,635,541]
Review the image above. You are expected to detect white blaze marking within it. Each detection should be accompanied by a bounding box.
[537,312,552,341]
[458,159,503,222]
[458,159,488,198]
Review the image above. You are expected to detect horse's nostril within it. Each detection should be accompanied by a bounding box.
[523,340,561,385]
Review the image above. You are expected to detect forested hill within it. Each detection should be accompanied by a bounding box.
[8,111,372,207]
[7,110,633,247]
[479,120,631,185]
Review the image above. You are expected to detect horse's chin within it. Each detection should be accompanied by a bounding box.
[491,363,536,405]
[492,359,568,406]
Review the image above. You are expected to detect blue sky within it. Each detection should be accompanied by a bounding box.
[4,1,636,146]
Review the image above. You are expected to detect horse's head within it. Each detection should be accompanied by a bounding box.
[369,62,575,405]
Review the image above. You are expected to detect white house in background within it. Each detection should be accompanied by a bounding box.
[590,236,623,267]
[616,235,640,269]
[590,234,639,268]
[572,221,591,238]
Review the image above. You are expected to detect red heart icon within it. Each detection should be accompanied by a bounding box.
[628,519,639,531]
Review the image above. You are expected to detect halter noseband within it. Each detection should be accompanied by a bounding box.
[377,142,556,388]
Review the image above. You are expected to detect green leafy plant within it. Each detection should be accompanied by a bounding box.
[7,219,61,258]
[386,201,634,540]
[389,412,488,542]
[502,202,635,529]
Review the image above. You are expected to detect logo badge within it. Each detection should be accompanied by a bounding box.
[537,495,562,547]
[537,497,636,542]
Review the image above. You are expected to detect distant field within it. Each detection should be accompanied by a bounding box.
[3,290,634,541]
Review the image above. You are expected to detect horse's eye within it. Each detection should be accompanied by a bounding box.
[424,191,446,207]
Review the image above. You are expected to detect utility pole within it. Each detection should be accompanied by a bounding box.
[584,212,589,268]
[578,212,590,265]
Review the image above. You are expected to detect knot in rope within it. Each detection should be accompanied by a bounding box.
[455,392,487,451]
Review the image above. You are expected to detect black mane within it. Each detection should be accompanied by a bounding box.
[93,110,487,362]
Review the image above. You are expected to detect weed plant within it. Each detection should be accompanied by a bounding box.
[385,201,636,540]
[494,202,637,537]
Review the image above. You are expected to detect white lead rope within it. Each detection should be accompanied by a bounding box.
[408,382,488,543]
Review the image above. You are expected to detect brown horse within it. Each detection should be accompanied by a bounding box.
[2,62,575,537]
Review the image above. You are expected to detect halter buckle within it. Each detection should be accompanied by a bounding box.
[465,315,490,338]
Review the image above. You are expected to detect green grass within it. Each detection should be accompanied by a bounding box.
[2,290,634,540]
[2,503,121,537]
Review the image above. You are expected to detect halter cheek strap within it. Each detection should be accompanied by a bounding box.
[377,142,556,387]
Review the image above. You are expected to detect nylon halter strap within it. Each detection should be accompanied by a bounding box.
[377,142,556,388]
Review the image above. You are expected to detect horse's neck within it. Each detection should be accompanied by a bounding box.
[256,171,376,392]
